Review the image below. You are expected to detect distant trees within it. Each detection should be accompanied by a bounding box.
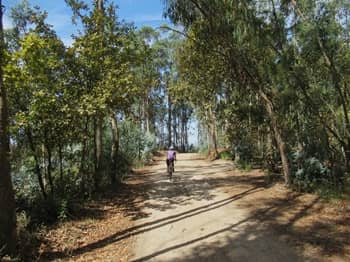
[165,0,350,188]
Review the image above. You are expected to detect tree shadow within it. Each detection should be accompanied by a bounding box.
[40,154,350,261]
[249,195,350,258]
[42,186,262,260]
[131,195,305,262]
[131,191,349,262]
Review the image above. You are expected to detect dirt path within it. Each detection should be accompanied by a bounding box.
[131,153,303,261]
[40,153,350,261]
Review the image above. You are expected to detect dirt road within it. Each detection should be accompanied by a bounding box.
[41,153,349,261]
[131,153,303,262]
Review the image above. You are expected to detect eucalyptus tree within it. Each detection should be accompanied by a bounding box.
[134,27,162,134]
[166,0,350,186]
[66,0,138,187]
[0,0,17,254]
[285,0,350,169]
[6,0,69,198]
[164,0,299,184]
[174,38,224,157]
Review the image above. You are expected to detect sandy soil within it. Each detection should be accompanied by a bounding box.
[40,152,350,261]
[131,153,350,262]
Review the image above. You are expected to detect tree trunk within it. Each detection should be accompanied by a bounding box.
[94,116,103,190]
[258,89,291,186]
[185,120,189,151]
[27,130,47,199]
[181,110,185,152]
[46,144,54,195]
[208,107,219,159]
[173,110,178,147]
[58,143,63,185]
[167,91,172,147]
[110,112,119,185]
[0,1,17,253]
[79,117,89,192]
[145,95,150,133]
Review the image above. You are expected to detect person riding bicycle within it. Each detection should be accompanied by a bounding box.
[166,146,176,172]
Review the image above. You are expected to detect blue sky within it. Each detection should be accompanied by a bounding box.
[3,0,170,46]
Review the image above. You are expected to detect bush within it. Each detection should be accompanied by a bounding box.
[234,143,254,163]
[198,144,208,155]
[218,150,232,160]
[236,161,252,172]
[292,156,331,192]
[16,211,39,259]
[119,120,157,166]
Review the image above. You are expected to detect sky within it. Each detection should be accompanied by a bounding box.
[3,0,170,46]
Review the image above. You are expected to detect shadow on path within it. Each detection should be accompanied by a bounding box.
[43,186,261,260]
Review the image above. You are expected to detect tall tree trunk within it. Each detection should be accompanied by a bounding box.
[185,120,189,151]
[258,89,291,186]
[207,125,210,153]
[161,120,165,148]
[145,95,150,133]
[208,107,219,158]
[167,92,172,147]
[0,1,16,253]
[173,110,178,147]
[58,143,63,185]
[27,130,47,199]
[93,0,105,191]
[94,116,103,190]
[46,144,54,195]
[181,110,185,152]
[110,112,119,185]
[79,117,89,192]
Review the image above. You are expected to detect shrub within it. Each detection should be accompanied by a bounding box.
[293,156,331,192]
[119,119,157,166]
[236,161,252,172]
[218,150,232,160]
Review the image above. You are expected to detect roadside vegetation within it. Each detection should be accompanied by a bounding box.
[0,0,349,259]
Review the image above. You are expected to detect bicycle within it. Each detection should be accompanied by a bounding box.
[167,160,174,180]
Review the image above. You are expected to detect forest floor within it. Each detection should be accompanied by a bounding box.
[40,153,350,261]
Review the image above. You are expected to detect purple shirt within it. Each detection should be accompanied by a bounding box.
[167,150,176,160]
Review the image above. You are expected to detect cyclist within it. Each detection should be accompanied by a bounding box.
[166,146,176,172]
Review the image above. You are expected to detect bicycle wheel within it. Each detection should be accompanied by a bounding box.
[168,162,173,179]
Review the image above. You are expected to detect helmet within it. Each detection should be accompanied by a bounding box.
[170,146,174,150]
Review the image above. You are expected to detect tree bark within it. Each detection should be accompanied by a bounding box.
[145,95,150,133]
[0,0,17,253]
[181,109,185,152]
[46,144,54,195]
[58,143,63,185]
[110,112,119,185]
[173,109,178,147]
[79,117,89,192]
[258,89,291,186]
[167,90,172,147]
[27,130,47,199]
[208,107,219,159]
[94,116,103,190]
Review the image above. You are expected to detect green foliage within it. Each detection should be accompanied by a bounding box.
[236,161,252,172]
[293,156,332,192]
[119,119,157,166]
[197,144,208,155]
[166,0,350,192]
[218,150,232,160]
[58,199,69,221]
